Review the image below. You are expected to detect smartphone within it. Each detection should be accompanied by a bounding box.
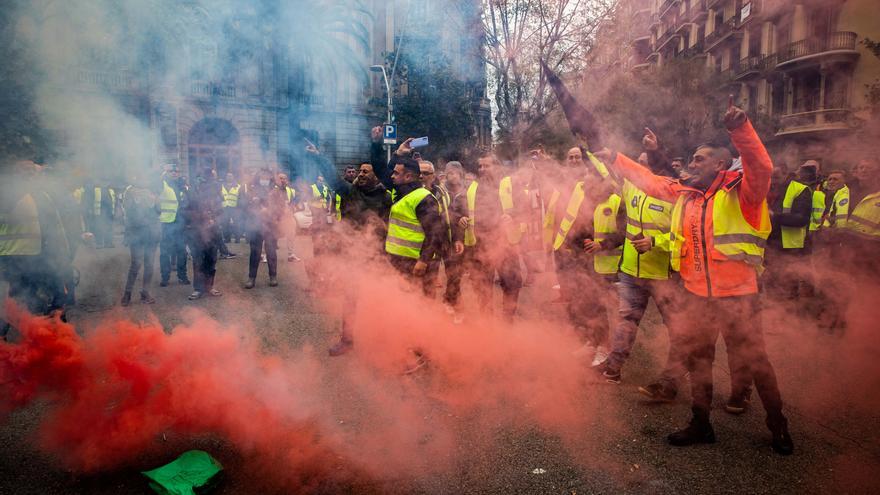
[410,136,429,148]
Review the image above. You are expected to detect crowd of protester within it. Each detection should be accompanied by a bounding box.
[2,103,879,458]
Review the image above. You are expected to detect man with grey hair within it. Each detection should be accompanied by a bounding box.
[420,160,465,309]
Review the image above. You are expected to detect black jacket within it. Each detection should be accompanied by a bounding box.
[767,179,812,251]
[392,181,444,263]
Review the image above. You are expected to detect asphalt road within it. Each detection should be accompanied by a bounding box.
[1,233,878,495]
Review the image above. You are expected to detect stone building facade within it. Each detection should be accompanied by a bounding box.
[590,0,880,165]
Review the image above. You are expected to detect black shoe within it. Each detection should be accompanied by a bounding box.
[268,277,278,287]
[244,278,255,289]
[159,280,169,287]
[179,278,191,285]
[725,391,752,415]
[234,239,240,244]
[121,292,132,307]
[767,416,794,455]
[140,292,156,304]
[638,382,677,403]
[593,361,621,384]
[668,417,716,446]
[328,339,353,357]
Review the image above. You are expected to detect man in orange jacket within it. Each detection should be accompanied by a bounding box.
[598,104,793,455]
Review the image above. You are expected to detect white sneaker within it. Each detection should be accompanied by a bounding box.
[592,346,610,367]
[443,303,456,315]
[572,343,596,360]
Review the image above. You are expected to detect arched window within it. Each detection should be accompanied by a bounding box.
[187,118,241,178]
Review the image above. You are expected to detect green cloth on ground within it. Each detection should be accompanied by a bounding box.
[142,450,223,495]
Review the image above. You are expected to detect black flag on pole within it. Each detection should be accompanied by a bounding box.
[540,59,602,151]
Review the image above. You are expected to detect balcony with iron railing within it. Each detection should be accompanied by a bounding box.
[191,80,236,99]
[734,54,763,79]
[704,15,740,49]
[75,68,139,92]
[776,32,859,68]
[688,0,708,21]
[679,39,706,58]
[659,0,680,18]
[777,108,852,135]
[777,91,853,135]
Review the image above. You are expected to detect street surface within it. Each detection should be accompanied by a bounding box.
[1,231,878,495]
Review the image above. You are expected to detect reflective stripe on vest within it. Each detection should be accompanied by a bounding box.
[541,189,561,251]
[669,186,770,272]
[593,194,623,274]
[0,194,42,256]
[844,191,880,240]
[335,193,342,221]
[222,185,240,207]
[780,180,809,249]
[159,181,179,223]
[433,186,452,242]
[825,186,850,228]
[464,181,478,247]
[311,184,328,210]
[810,190,825,232]
[621,180,673,280]
[553,182,586,252]
[93,187,101,216]
[464,177,521,247]
[385,187,432,259]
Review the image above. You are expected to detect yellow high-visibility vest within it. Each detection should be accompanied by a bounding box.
[93,187,116,217]
[158,181,179,223]
[0,194,42,256]
[385,187,432,259]
[669,185,770,272]
[844,191,880,240]
[810,190,826,232]
[222,184,240,208]
[541,189,561,252]
[593,194,623,274]
[464,176,522,247]
[620,180,673,280]
[824,186,850,229]
[780,180,809,249]
[311,183,329,210]
[552,182,623,275]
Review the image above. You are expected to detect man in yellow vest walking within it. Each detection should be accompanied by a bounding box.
[158,164,190,286]
[461,151,527,319]
[598,103,793,456]
[552,157,625,362]
[1,161,73,340]
[764,164,813,299]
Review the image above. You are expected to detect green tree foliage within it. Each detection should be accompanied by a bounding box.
[392,50,481,161]
[576,59,748,157]
[0,2,51,162]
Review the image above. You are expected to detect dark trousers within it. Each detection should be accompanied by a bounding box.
[221,208,240,242]
[159,222,188,282]
[124,240,157,294]
[191,238,218,293]
[442,254,464,306]
[679,292,784,420]
[248,231,278,278]
[555,251,615,346]
[607,272,687,390]
[465,245,522,305]
[88,213,114,247]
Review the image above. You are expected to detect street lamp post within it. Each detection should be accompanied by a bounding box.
[370,65,393,162]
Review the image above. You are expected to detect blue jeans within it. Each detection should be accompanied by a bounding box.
[606,272,686,389]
